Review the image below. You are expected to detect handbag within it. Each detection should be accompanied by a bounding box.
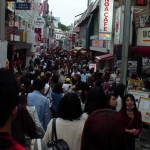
[47,118,70,150]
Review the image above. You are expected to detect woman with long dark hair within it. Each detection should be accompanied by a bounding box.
[119,94,142,150]
[11,105,48,149]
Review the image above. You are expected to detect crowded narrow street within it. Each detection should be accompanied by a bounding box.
[0,0,150,150]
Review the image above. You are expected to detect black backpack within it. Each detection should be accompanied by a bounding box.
[47,118,70,150]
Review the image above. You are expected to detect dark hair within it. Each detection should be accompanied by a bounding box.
[143,79,150,90]
[51,75,59,84]
[58,93,82,121]
[81,109,126,150]
[116,83,125,99]
[121,94,138,112]
[11,105,38,146]
[106,93,117,110]
[84,86,107,114]
[0,68,19,128]
[53,82,63,93]
[40,75,49,84]
[33,78,45,91]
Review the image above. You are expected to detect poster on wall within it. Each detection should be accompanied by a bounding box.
[89,64,96,72]
[138,97,150,125]
[117,60,137,76]
[142,57,150,75]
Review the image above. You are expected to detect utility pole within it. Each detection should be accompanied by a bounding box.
[0,0,6,41]
[120,0,131,87]
[87,0,91,8]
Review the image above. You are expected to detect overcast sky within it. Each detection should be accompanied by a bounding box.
[48,0,88,26]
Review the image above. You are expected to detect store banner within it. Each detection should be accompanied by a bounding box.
[114,6,133,45]
[99,0,114,33]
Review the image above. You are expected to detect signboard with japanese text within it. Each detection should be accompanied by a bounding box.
[15,2,31,10]
[137,27,150,46]
[99,0,114,33]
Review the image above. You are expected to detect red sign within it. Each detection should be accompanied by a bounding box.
[136,0,147,5]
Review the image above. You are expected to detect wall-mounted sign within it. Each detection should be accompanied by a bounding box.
[15,2,31,10]
[99,33,111,40]
[33,17,45,28]
[92,39,103,47]
[114,6,133,45]
[137,27,150,46]
[99,0,114,33]
[89,63,96,72]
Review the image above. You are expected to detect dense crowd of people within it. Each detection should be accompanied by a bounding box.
[0,47,150,150]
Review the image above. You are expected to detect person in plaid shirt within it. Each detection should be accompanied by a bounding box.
[0,68,25,150]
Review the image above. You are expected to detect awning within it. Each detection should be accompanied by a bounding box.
[95,53,113,61]
[130,46,150,56]
[80,50,87,54]
[9,43,32,50]
[73,47,83,51]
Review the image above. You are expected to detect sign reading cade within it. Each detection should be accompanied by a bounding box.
[33,17,45,28]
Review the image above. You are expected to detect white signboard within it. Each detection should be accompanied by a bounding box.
[114,6,133,45]
[89,63,96,72]
[33,17,45,28]
[99,0,114,33]
[137,27,150,46]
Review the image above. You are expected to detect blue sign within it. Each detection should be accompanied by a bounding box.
[15,2,31,10]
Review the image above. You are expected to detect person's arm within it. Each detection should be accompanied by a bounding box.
[43,99,51,130]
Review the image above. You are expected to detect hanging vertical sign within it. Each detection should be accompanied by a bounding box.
[99,0,114,33]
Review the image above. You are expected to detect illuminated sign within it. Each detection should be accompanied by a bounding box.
[99,0,114,33]
[99,33,111,40]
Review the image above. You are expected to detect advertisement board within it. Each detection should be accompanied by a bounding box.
[137,27,150,46]
[89,63,96,72]
[138,97,150,124]
[33,17,45,28]
[99,0,114,33]
[114,6,133,45]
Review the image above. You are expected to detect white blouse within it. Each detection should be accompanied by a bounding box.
[43,118,85,150]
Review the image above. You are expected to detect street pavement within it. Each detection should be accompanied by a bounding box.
[135,127,150,150]
[136,140,150,150]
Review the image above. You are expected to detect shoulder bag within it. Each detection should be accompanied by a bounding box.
[47,118,70,150]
